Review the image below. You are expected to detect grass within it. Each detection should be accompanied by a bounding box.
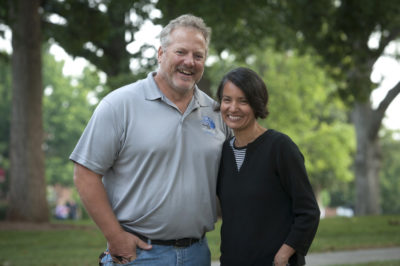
[0,223,104,265]
[308,215,400,252]
[0,215,399,265]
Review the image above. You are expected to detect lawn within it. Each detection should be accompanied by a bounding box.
[309,215,400,252]
[0,215,399,265]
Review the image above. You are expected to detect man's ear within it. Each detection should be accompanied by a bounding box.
[157,47,163,64]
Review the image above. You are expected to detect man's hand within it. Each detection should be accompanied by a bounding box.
[73,164,152,263]
[108,230,152,263]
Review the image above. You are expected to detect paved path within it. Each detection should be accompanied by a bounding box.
[211,247,400,266]
[305,247,400,265]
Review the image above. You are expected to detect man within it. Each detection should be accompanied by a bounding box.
[70,14,230,266]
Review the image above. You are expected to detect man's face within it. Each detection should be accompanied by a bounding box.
[157,27,207,95]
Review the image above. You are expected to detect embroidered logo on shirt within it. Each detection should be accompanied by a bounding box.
[201,116,216,135]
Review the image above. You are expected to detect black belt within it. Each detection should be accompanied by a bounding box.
[123,227,204,248]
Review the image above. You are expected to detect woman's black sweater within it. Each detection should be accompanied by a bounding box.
[217,129,320,266]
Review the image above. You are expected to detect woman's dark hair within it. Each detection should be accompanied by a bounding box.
[216,67,269,119]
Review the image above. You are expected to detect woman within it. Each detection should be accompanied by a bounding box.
[216,67,320,266]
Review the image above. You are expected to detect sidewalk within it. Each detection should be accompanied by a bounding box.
[305,247,400,266]
[211,247,400,266]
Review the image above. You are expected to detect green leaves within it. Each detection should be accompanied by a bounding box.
[380,130,400,213]
[42,49,99,185]
[206,47,355,200]
[42,0,154,90]
[251,49,355,192]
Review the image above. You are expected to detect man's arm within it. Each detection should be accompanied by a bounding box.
[73,163,151,263]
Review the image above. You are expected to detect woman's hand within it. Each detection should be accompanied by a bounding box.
[273,243,295,266]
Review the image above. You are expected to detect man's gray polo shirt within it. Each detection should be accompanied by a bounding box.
[70,72,230,239]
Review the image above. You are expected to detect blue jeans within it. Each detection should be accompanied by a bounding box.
[99,238,211,266]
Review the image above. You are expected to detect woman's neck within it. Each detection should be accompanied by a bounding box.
[234,123,267,147]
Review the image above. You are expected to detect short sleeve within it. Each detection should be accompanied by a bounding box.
[69,99,124,175]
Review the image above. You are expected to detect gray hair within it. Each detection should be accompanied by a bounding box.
[159,14,211,51]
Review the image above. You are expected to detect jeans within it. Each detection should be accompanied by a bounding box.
[99,238,211,266]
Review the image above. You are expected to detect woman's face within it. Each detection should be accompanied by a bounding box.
[220,81,256,132]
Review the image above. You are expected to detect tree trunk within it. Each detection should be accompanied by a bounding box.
[352,102,381,215]
[7,0,49,222]
[352,80,400,215]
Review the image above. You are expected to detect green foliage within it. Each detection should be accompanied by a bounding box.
[104,70,149,97]
[2,0,160,91]
[380,130,400,214]
[300,123,355,188]
[0,47,99,189]
[156,0,400,104]
[0,0,10,27]
[42,0,156,89]
[42,50,99,186]
[279,0,400,103]
[256,49,355,199]
[155,0,296,58]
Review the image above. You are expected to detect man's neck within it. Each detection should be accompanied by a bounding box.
[154,73,195,114]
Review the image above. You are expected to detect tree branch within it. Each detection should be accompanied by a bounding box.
[377,80,400,114]
[370,27,400,68]
[370,81,400,138]
[377,27,400,56]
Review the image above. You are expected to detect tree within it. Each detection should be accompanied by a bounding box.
[0,0,156,222]
[280,0,400,215]
[42,0,155,90]
[156,0,400,215]
[7,0,49,222]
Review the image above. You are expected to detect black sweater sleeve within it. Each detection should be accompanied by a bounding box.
[275,135,320,256]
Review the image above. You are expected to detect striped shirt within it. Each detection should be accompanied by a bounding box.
[230,137,247,171]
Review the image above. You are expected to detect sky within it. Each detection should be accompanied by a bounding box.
[1,22,399,130]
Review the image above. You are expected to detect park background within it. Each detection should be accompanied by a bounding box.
[0,0,400,265]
